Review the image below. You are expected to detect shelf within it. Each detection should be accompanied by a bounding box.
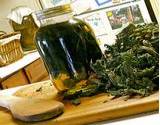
[0,51,40,81]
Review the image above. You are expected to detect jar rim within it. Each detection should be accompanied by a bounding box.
[35,4,72,20]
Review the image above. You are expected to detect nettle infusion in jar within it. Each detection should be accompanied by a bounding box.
[33,5,102,92]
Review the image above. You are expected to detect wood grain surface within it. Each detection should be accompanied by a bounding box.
[0,80,159,125]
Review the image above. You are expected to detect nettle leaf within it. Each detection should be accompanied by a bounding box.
[64,23,159,99]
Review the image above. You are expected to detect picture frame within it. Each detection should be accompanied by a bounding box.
[95,0,112,6]
[106,4,144,30]
[39,0,71,9]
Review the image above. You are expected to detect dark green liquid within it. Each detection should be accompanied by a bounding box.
[35,19,102,91]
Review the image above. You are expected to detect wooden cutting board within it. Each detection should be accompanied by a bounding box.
[0,80,159,125]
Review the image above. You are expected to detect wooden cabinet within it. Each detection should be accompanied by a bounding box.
[0,58,49,89]
[1,70,29,89]
[24,59,48,83]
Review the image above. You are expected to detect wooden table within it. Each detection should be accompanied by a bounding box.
[0,80,159,125]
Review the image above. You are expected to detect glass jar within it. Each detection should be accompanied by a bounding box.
[33,5,102,92]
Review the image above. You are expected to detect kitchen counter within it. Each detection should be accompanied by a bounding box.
[93,111,159,125]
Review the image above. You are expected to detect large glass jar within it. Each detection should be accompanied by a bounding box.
[33,5,102,92]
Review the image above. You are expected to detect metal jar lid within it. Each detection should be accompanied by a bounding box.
[33,4,73,27]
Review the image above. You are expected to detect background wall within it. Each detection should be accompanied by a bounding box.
[0,0,42,33]
[149,0,159,24]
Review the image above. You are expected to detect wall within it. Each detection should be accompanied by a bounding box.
[0,0,42,33]
[149,0,159,24]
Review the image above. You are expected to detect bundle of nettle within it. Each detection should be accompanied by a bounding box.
[64,23,159,101]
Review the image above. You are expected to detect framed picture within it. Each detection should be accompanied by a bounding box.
[95,0,112,6]
[106,5,144,30]
[94,0,135,7]
[40,0,71,9]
